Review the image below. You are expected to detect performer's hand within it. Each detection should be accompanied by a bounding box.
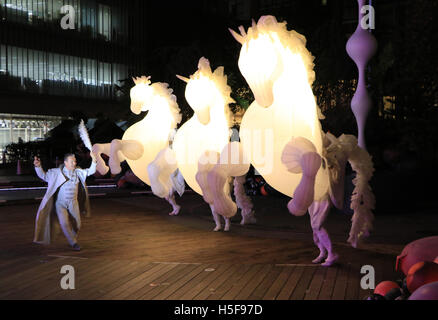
[34,156,41,168]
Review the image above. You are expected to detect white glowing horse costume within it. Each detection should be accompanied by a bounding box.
[229,16,375,266]
[172,57,255,231]
[92,76,185,215]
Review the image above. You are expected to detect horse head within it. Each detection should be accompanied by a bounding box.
[177,57,234,125]
[130,76,153,115]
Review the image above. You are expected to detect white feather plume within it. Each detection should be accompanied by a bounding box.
[78,119,92,151]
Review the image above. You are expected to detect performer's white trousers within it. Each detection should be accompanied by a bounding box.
[55,199,81,246]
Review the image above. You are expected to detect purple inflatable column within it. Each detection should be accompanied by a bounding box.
[346,0,377,150]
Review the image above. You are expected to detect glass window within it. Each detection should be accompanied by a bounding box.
[98,4,111,40]
[0,45,6,74]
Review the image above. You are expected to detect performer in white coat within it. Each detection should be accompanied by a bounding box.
[33,154,97,250]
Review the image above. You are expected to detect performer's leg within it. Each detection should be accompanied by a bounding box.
[68,201,82,238]
[224,217,231,232]
[319,228,338,267]
[210,205,222,232]
[166,192,181,216]
[55,203,77,246]
[311,228,327,264]
[309,198,338,266]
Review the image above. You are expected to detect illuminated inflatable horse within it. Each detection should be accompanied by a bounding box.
[92,76,185,215]
[173,57,255,231]
[230,16,375,266]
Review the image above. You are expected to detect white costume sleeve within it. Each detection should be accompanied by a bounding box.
[85,161,97,177]
[35,166,49,182]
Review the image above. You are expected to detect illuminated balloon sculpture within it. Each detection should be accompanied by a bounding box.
[173,57,255,231]
[92,76,185,215]
[230,16,375,266]
[346,0,378,150]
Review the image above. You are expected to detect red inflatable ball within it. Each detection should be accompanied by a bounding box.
[374,281,400,297]
[408,281,438,300]
[396,236,438,275]
[406,261,438,294]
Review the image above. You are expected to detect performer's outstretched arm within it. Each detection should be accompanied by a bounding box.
[85,156,97,177]
[33,156,49,182]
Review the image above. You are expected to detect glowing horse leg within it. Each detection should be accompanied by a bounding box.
[148,148,182,216]
[287,151,321,215]
[109,139,144,175]
[91,143,111,175]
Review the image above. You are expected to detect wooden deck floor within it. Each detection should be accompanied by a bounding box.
[0,196,399,300]
[0,256,395,300]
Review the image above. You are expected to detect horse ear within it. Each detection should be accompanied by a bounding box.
[132,77,138,85]
[228,28,244,45]
[176,75,190,83]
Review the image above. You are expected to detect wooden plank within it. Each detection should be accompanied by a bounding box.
[152,265,209,300]
[42,258,116,300]
[235,264,274,300]
[82,261,157,300]
[220,264,264,300]
[318,266,338,300]
[0,257,69,296]
[290,267,316,300]
[54,260,131,300]
[193,264,239,300]
[165,264,221,300]
[331,263,350,300]
[304,267,327,300]
[345,264,360,300]
[100,263,178,300]
[0,256,34,271]
[2,258,89,300]
[207,264,252,300]
[249,266,282,300]
[131,263,196,300]
[262,267,295,300]
[175,264,234,300]
[276,266,304,300]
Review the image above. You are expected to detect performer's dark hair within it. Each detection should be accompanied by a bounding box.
[64,153,75,161]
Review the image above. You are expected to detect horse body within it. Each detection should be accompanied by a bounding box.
[123,92,179,185]
[230,16,375,266]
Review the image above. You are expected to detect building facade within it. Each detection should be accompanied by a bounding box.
[0,0,147,158]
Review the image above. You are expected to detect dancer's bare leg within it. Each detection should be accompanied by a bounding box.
[224,217,231,232]
[319,228,338,267]
[166,193,181,216]
[309,198,338,266]
[312,228,327,264]
[210,205,222,232]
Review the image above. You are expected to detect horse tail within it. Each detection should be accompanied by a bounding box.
[147,148,178,199]
[338,135,375,248]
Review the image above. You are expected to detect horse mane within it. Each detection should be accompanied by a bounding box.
[150,82,182,129]
[191,57,234,128]
[236,15,316,86]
